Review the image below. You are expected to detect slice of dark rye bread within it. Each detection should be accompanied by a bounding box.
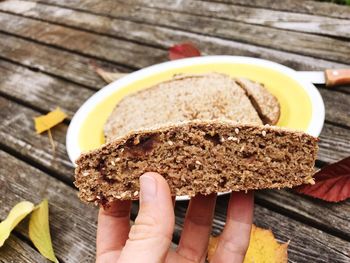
[75,121,318,205]
[104,73,270,142]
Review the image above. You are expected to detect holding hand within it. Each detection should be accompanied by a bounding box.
[96,172,254,263]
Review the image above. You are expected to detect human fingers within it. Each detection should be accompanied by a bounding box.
[118,172,175,263]
[96,200,131,263]
[176,193,217,263]
[211,191,254,263]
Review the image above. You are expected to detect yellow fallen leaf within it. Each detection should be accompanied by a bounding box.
[207,224,288,263]
[34,108,67,134]
[207,235,219,261]
[95,67,128,83]
[29,199,59,263]
[0,201,34,246]
[244,225,288,263]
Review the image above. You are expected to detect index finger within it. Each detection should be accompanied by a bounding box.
[96,200,131,263]
[211,191,254,263]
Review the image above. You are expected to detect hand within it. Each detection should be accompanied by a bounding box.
[96,172,254,263]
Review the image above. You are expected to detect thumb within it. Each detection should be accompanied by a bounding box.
[118,172,175,263]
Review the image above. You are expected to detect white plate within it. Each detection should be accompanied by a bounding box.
[67,56,325,201]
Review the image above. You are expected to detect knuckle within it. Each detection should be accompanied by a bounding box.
[135,213,158,227]
[128,214,160,241]
[221,237,248,256]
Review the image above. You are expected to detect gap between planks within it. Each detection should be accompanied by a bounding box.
[0,96,349,244]
[2,149,349,263]
[21,0,350,20]
[0,25,143,71]
[201,0,350,20]
[24,0,350,37]
[1,58,349,129]
[0,32,130,90]
[111,0,350,39]
[16,1,350,64]
[0,7,167,51]
[0,234,51,263]
[2,1,347,68]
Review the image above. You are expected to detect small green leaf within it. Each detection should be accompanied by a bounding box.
[0,201,34,246]
[29,199,59,263]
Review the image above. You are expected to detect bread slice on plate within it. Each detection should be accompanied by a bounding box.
[75,121,318,205]
[235,77,280,125]
[104,73,263,141]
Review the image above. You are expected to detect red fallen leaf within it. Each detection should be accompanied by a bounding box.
[169,43,201,60]
[295,156,350,202]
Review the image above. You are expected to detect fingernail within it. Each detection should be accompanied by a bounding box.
[140,174,157,203]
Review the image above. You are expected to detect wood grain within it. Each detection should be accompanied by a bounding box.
[0,1,349,259]
[0,60,349,179]
[255,189,350,240]
[208,0,350,19]
[111,0,350,38]
[0,33,129,90]
[12,0,350,64]
[0,150,97,262]
[0,235,47,263]
[2,148,349,262]
[0,95,349,239]
[172,197,350,262]
[1,2,349,72]
[1,59,349,130]
[0,59,93,117]
[320,88,350,127]
[0,12,167,69]
[0,97,74,182]
[318,122,350,163]
[8,0,350,39]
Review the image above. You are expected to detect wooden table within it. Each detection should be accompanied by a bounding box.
[0,0,349,262]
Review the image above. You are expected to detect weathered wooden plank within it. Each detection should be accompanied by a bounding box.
[255,189,350,240]
[0,9,348,74]
[173,197,350,262]
[0,150,97,262]
[105,0,350,39]
[1,89,349,177]
[10,0,350,39]
[0,12,167,69]
[0,59,93,117]
[13,0,350,64]
[0,60,349,168]
[208,0,350,20]
[0,97,74,182]
[32,0,350,20]
[0,33,129,90]
[0,90,347,177]
[2,57,349,132]
[3,147,349,263]
[1,96,350,242]
[0,234,48,263]
[319,88,350,127]
[318,122,350,163]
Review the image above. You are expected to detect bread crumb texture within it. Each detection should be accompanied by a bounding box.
[75,121,317,205]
